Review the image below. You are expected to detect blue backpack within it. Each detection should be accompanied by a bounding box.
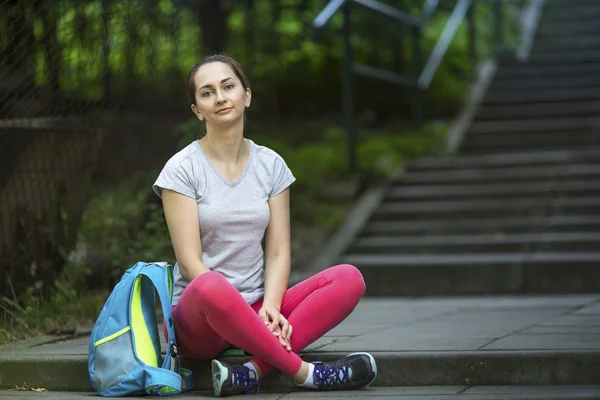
[88,261,194,396]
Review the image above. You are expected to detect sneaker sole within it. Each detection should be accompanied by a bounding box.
[211,359,226,397]
[348,352,378,388]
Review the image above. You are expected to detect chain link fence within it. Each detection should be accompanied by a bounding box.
[0,0,197,298]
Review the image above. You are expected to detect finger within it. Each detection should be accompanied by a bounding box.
[287,324,293,341]
[279,335,290,351]
[280,319,289,340]
[269,314,280,331]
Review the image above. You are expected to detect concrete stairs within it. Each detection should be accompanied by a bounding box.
[342,0,600,296]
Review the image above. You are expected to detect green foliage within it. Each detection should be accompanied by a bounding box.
[13,0,522,111]
[0,284,104,345]
[67,171,173,285]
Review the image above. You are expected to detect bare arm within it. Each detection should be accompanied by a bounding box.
[262,188,292,311]
[162,189,210,281]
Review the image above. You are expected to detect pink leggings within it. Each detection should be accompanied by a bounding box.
[170,264,365,376]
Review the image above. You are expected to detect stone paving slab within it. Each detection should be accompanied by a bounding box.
[3,386,600,399]
[2,296,600,392]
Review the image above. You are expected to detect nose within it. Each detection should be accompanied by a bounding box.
[215,89,226,104]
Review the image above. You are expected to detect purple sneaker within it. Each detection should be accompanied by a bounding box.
[211,359,259,397]
[312,352,377,391]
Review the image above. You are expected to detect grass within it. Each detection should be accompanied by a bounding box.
[0,286,107,345]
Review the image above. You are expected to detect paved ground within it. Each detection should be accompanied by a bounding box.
[1,295,600,394]
[3,386,600,399]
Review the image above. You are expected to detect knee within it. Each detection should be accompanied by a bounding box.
[186,271,235,311]
[331,264,366,298]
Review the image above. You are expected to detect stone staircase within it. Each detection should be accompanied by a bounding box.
[342,0,600,296]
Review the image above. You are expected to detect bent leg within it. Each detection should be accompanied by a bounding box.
[250,264,366,375]
[174,271,304,376]
[171,281,230,360]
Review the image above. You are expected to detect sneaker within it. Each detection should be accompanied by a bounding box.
[312,352,377,391]
[211,359,259,397]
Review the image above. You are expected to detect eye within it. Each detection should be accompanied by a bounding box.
[201,90,213,97]
[224,84,234,90]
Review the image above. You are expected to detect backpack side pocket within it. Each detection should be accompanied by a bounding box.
[93,327,139,391]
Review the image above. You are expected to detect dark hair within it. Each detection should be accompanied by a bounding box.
[187,54,250,105]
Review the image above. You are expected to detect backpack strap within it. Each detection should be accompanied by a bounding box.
[139,263,194,394]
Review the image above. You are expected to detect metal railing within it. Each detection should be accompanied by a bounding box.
[312,0,513,174]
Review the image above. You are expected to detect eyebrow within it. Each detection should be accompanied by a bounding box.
[199,77,233,91]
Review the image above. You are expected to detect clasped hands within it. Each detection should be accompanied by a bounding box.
[258,305,292,351]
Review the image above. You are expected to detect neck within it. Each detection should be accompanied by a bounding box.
[203,120,246,163]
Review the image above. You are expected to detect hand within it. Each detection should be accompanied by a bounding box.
[258,305,293,351]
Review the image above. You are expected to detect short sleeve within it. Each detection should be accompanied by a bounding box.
[270,156,296,197]
[153,156,197,199]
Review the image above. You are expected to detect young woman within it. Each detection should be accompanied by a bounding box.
[153,54,376,397]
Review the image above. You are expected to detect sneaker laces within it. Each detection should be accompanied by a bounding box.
[314,360,351,389]
[230,365,259,394]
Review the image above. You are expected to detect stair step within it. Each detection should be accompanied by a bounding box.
[495,63,600,79]
[484,87,600,105]
[476,101,600,120]
[352,232,600,254]
[388,180,600,201]
[533,36,600,53]
[362,216,600,236]
[523,50,600,64]
[488,74,600,91]
[461,131,600,152]
[400,164,600,185]
[543,0,599,8]
[460,145,599,156]
[541,5,600,22]
[343,252,600,295]
[374,197,600,221]
[537,21,600,36]
[469,118,600,134]
[409,150,600,171]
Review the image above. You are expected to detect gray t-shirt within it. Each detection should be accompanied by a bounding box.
[153,139,295,305]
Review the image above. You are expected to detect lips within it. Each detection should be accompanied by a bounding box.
[216,107,233,114]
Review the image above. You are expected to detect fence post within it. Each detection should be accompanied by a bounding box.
[342,3,357,175]
[411,26,423,129]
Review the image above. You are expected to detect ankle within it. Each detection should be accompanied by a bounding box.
[293,362,310,384]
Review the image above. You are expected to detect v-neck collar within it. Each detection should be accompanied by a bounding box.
[196,138,254,188]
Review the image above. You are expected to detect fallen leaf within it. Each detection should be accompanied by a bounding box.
[12,383,47,392]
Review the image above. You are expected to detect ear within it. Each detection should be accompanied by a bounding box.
[245,88,252,108]
[191,104,204,121]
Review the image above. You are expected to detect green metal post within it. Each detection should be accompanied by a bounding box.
[467,3,476,61]
[342,4,357,175]
[493,0,503,57]
[411,26,423,129]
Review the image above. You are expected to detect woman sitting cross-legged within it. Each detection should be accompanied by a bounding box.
[153,54,377,397]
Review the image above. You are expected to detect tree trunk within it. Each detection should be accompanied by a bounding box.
[101,0,111,106]
[0,0,37,117]
[244,0,255,71]
[193,0,229,55]
[39,0,61,111]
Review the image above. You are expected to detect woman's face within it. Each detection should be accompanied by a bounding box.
[191,62,251,125]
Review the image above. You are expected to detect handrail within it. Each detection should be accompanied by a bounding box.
[352,0,421,28]
[312,0,513,174]
[418,0,471,89]
[419,0,440,25]
[313,0,346,29]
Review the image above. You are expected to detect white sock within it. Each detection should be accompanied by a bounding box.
[297,363,316,389]
[243,362,259,379]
